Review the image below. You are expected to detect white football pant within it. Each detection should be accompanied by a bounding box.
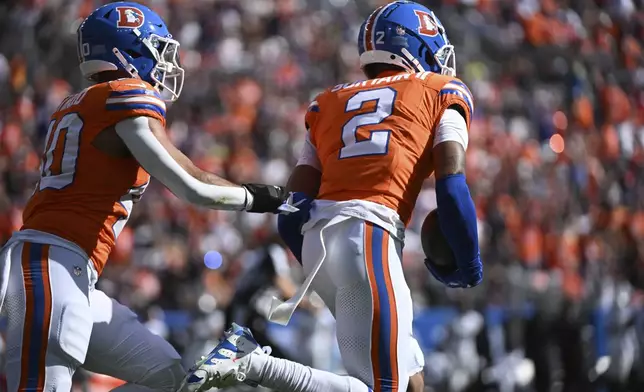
[302,216,424,391]
[0,231,185,392]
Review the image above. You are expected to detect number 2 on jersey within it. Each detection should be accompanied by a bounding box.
[339,87,396,159]
[40,113,83,191]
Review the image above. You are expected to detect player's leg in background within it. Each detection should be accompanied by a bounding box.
[225,292,297,362]
[247,217,421,392]
[1,241,94,392]
[407,372,424,392]
[245,307,299,361]
[81,289,185,392]
[406,335,425,392]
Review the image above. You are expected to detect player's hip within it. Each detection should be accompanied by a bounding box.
[15,223,111,275]
[0,241,98,390]
[301,215,409,293]
[317,188,415,223]
[302,198,406,242]
[1,230,98,298]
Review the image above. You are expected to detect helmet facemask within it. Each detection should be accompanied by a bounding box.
[143,34,184,102]
[110,31,185,101]
[433,43,456,77]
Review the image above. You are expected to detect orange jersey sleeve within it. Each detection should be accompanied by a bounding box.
[21,78,160,275]
[103,79,167,126]
[424,74,474,130]
[305,97,321,132]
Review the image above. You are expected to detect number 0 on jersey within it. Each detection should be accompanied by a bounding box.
[40,113,84,191]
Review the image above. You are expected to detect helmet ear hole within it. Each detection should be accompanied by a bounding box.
[424,47,438,69]
[125,50,141,59]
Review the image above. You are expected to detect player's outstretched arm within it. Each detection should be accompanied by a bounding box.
[431,106,482,287]
[114,116,286,213]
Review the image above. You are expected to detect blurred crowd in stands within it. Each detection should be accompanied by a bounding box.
[0,0,643,391]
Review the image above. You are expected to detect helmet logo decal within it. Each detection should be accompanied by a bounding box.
[116,6,145,29]
[414,10,439,37]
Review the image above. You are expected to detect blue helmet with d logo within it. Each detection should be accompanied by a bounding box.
[77,2,184,101]
[358,1,455,76]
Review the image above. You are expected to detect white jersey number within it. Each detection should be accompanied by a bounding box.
[339,87,395,159]
[39,113,83,191]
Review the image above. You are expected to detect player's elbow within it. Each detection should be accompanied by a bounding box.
[286,164,321,198]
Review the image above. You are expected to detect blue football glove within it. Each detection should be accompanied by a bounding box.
[277,192,314,264]
[424,256,483,288]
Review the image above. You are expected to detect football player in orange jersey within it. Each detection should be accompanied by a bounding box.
[182,1,482,392]
[0,2,287,392]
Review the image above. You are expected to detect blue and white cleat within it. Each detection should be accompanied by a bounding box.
[179,323,271,392]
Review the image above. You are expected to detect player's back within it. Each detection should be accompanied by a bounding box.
[21,78,166,274]
[307,71,473,225]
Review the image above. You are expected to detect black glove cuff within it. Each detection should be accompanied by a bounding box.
[242,183,287,213]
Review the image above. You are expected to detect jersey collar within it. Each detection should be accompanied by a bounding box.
[375,70,411,78]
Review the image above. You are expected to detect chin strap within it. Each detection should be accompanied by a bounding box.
[112,48,140,79]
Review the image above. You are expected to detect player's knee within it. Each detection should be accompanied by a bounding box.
[406,371,424,392]
[137,359,186,391]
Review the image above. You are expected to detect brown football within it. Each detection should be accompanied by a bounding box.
[421,209,458,271]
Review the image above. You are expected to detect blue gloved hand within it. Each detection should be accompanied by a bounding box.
[430,174,483,289]
[424,255,483,288]
[277,192,314,264]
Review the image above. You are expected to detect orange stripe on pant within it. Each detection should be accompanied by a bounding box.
[365,222,399,391]
[19,242,52,392]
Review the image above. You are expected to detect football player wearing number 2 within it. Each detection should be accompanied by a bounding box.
[0,2,287,392]
[183,1,482,392]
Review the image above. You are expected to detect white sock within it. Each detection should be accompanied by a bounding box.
[248,354,371,392]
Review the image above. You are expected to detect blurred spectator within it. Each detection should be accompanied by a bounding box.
[1,0,643,391]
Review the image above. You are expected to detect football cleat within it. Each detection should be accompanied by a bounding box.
[179,323,271,392]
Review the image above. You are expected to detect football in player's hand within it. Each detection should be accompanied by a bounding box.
[421,209,457,271]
